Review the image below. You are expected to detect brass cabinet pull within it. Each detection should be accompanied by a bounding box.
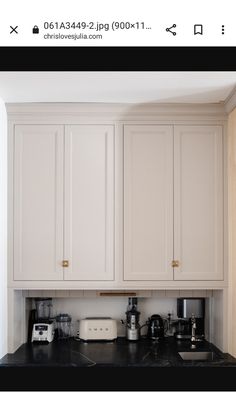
[62,260,69,267]
[172,260,180,268]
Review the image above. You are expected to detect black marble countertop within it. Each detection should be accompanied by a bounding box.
[1,336,236,368]
[1,337,236,390]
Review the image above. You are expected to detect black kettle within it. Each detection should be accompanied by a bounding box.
[147,314,165,339]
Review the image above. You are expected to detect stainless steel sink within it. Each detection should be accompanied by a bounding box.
[178,351,217,361]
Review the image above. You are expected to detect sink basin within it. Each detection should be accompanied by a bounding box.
[178,351,218,361]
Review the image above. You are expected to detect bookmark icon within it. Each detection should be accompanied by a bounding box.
[194,24,203,35]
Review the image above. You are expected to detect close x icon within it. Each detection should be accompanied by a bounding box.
[10,25,18,34]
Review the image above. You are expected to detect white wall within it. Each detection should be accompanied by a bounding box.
[0,98,7,358]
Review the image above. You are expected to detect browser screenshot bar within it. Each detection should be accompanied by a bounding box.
[0,0,235,46]
[0,21,235,46]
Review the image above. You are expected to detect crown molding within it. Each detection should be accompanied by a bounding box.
[224,86,236,114]
[5,102,227,122]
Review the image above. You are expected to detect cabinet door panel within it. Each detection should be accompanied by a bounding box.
[124,125,173,281]
[64,125,114,281]
[174,126,223,281]
[14,125,64,281]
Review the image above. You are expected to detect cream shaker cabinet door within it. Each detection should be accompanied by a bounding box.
[174,126,223,281]
[64,125,115,281]
[14,125,64,281]
[124,125,174,281]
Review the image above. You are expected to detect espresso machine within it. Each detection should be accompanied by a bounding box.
[174,298,205,341]
[122,297,141,341]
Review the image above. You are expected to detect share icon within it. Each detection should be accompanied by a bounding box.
[166,24,177,36]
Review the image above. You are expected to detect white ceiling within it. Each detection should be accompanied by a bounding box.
[0,72,236,104]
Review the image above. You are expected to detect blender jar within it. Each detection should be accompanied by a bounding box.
[35,298,53,321]
[56,314,72,339]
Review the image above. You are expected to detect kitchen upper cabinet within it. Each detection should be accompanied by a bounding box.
[10,104,225,288]
[124,124,224,284]
[14,125,64,281]
[124,125,174,281]
[174,126,223,281]
[64,125,115,281]
[13,124,115,283]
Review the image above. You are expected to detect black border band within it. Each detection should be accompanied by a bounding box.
[0,46,235,70]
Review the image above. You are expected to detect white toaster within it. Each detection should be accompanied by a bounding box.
[78,317,117,341]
